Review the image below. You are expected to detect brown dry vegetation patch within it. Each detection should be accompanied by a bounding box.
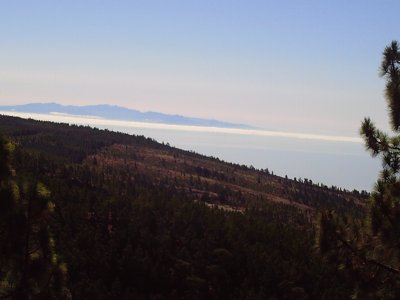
[83,143,365,215]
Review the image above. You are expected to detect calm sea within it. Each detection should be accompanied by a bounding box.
[0,111,381,192]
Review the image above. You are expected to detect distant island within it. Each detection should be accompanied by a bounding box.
[0,103,253,129]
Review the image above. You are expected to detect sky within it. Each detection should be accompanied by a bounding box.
[0,0,399,136]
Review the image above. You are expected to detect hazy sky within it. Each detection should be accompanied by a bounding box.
[0,1,399,135]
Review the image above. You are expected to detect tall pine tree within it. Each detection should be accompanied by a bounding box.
[317,41,400,299]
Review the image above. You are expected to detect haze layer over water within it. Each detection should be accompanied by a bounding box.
[1,111,380,191]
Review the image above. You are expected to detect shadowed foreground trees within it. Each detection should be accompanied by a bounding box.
[318,41,400,299]
[0,134,69,300]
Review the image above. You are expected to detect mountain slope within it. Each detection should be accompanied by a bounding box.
[0,114,366,215]
[0,114,367,299]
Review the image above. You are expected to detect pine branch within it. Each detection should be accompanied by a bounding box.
[334,231,400,275]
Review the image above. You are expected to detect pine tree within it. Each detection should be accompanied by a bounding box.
[360,41,400,272]
[317,41,400,299]
[0,133,70,299]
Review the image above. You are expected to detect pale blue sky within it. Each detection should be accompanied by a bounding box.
[0,0,398,135]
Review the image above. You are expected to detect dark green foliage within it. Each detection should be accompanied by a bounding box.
[317,41,400,299]
[360,41,400,272]
[0,133,13,180]
[381,41,400,130]
[49,173,341,299]
[0,134,70,300]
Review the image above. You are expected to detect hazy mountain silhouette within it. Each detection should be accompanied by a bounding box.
[0,103,252,129]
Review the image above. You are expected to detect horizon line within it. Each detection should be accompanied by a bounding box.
[0,110,363,144]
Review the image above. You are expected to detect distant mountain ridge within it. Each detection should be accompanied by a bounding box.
[0,103,252,129]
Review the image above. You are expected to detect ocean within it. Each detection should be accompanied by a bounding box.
[0,111,381,192]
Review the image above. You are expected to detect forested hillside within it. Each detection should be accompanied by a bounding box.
[0,115,368,299]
